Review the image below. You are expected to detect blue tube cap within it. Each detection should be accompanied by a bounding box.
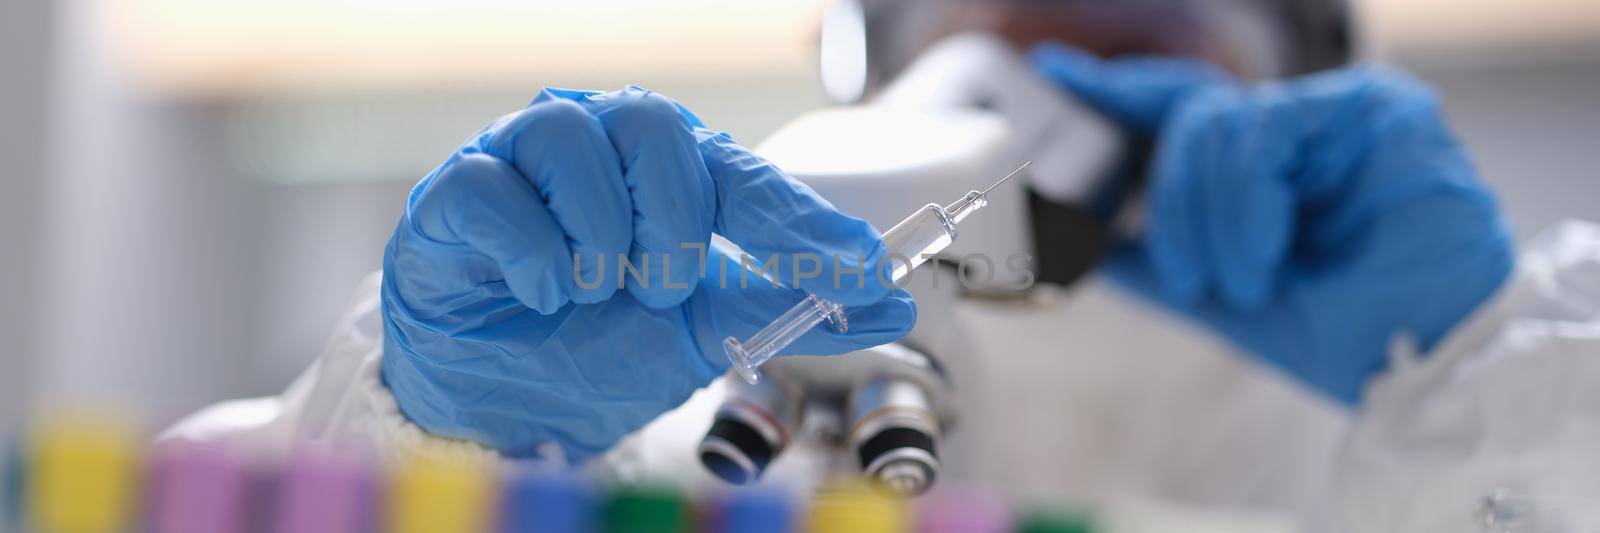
[720,489,793,533]
[499,471,596,533]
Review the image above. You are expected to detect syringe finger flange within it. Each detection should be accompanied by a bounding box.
[811,294,848,333]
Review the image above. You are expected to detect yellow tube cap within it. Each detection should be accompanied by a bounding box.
[385,457,494,533]
[27,416,141,533]
[808,481,905,533]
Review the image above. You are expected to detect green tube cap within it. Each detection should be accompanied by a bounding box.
[1015,507,1095,533]
[605,486,688,533]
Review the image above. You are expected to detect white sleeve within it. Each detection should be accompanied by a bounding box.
[1330,220,1600,533]
[158,272,507,468]
[161,272,715,476]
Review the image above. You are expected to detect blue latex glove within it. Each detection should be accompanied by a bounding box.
[380,86,915,462]
[1032,43,1514,404]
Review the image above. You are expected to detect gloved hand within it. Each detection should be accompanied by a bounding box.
[380,86,915,462]
[1032,43,1514,405]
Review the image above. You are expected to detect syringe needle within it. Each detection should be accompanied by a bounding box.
[981,161,1032,195]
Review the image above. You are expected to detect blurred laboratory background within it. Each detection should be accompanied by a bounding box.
[0,0,1597,467]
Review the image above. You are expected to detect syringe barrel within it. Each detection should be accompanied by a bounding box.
[879,203,959,284]
[725,295,842,384]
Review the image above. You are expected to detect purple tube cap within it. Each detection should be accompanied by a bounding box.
[914,487,1014,533]
[149,441,248,533]
[274,447,373,533]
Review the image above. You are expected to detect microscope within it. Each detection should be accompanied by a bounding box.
[691,33,1132,496]
[699,345,953,495]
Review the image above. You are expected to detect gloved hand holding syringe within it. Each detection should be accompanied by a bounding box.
[724,162,1031,384]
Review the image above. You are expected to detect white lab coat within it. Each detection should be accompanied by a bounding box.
[162,221,1600,532]
[158,272,507,469]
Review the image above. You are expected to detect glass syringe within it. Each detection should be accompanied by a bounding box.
[723,162,1031,384]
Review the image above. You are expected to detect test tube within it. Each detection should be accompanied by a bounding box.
[4,435,25,531]
[275,448,372,533]
[807,481,905,533]
[498,471,595,533]
[723,164,1025,384]
[386,457,494,533]
[149,441,248,533]
[719,489,796,533]
[604,485,687,533]
[1015,507,1097,533]
[914,488,1013,533]
[27,416,141,533]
